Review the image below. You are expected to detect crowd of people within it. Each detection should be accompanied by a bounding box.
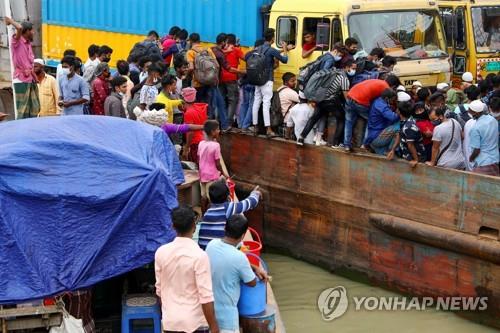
[6,17,499,176]
[4,14,500,333]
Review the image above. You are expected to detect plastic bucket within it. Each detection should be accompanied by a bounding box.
[242,227,262,266]
[238,253,268,316]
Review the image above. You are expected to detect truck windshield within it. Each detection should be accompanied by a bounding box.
[471,6,500,54]
[349,10,447,60]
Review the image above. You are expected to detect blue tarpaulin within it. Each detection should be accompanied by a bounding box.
[0,116,184,303]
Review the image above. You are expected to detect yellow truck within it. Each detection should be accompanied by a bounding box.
[267,0,452,87]
[438,0,500,82]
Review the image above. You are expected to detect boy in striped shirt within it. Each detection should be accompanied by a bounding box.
[198,180,261,250]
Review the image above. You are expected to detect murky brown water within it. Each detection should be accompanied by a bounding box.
[263,254,498,333]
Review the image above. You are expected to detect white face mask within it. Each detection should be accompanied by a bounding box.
[62,68,70,76]
[347,69,356,76]
[139,72,148,82]
[118,92,125,97]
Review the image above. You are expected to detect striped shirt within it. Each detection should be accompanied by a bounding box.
[325,70,350,102]
[198,192,260,250]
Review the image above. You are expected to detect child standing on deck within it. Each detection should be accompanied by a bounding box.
[198,180,261,250]
[198,120,230,213]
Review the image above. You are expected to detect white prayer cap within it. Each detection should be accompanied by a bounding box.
[396,85,406,92]
[412,81,422,87]
[469,100,486,113]
[34,58,45,65]
[397,92,412,102]
[462,72,474,83]
[436,82,449,91]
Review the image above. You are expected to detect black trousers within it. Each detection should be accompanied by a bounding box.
[300,100,341,139]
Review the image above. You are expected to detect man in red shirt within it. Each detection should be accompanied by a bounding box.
[343,76,401,151]
[302,31,317,59]
[91,63,111,115]
[182,87,208,164]
[220,34,245,129]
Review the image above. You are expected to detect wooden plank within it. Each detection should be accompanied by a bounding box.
[0,306,61,318]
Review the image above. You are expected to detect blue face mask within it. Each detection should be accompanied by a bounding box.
[431,119,442,126]
[334,55,342,62]
[347,69,356,76]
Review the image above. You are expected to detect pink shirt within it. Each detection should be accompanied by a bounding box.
[11,36,35,83]
[155,237,214,332]
[198,140,222,182]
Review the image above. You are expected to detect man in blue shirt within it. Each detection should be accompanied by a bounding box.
[206,214,268,333]
[320,45,346,71]
[365,89,400,155]
[250,28,289,138]
[58,56,90,116]
[468,100,499,176]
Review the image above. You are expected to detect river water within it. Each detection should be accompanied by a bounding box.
[263,254,498,333]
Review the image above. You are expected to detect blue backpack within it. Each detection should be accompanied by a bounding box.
[351,70,380,87]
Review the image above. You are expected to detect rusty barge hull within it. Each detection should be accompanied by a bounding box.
[221,134,500,327]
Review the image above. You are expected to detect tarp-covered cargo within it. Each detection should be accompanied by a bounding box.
[0,116,184,303]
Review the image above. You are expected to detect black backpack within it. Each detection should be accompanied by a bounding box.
[129,41,161,61]
[246,46,270,86]
[297,54,326,90]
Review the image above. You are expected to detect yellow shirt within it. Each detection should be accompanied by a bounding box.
[155,92,183,124]
[37,73,60,116]
[186,45,216,88]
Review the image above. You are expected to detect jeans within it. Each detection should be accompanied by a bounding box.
[219,81,239,127]
[239,84,255,129]
[196,86,228,129]
[369,122,400,155]
[252,81,274,127]
[344,98,370,148]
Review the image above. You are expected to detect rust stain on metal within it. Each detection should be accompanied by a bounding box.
[221,134,500,328]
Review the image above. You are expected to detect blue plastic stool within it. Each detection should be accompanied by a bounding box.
[121,294,161,333]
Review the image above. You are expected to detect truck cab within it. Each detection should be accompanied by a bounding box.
[268,0,451,88]
[438,0,500,82]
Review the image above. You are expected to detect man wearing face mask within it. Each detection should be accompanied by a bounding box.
[90,63,111,115]
[337,37,359,69]
[58,56,90,116]
[426,106,465,170]
[320,45,347,71]
[34,59,60,117]
[104,76,128,118]
[297,60,356,146]
[4,17,40,118]
[468,100,499,176]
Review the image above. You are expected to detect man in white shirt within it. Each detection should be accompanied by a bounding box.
[286,91,316,144]
[278,72,299,123]
[84,44,100,72]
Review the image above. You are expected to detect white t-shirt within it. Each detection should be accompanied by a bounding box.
[432,118,465,169]
[287,103,315,144]
[278,86,299,122]
[462,118,476,171]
